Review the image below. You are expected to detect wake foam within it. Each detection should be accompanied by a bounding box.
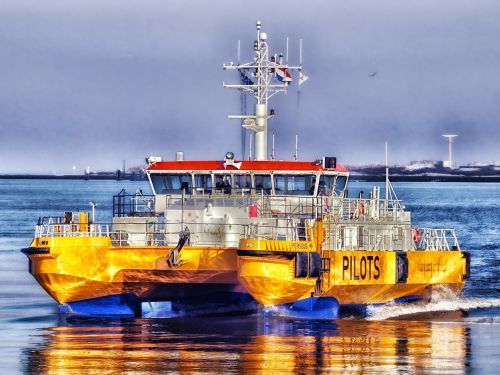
[366,294,500,321]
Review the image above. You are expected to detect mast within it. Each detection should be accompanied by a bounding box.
[385,141,389,201]
[223,21,303,160]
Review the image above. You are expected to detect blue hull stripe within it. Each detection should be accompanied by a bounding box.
[265,297,340,320]
[59,292,256,317]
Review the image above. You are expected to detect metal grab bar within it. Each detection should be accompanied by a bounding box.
[34,221,460,252]
[414,228,460,251]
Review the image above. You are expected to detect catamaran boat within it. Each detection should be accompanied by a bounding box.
[22,22,469,319]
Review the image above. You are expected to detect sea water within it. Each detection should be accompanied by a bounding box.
[0,179,499,374]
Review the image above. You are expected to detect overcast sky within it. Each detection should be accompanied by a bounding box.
[0,0,499,173]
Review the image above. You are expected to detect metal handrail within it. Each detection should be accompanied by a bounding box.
[156,193,407,223]
[35,221,251,247]
[330,197,406,222]
[414,228,460,251]
[113,190,156,217]
[34,221,460,252]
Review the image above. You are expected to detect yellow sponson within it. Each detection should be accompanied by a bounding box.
[320,250,468,304]
[237,237,470,307]
[238,254,317,306]
[238,239,317,253]
[237,239,321,306]
[26,236,241,304]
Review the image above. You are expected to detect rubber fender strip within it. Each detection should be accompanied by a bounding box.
[21,247,50,256]
[237,250,296,259]
[462,251,471,280]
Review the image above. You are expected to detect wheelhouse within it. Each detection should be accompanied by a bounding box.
[147,159,349,197]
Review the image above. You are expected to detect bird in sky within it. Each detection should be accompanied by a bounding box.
[369,72,377,78]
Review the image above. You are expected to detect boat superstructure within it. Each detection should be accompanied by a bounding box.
[22,22,469,318]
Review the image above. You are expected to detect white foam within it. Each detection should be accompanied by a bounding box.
[141,301,258,318]
[366,295,500,321]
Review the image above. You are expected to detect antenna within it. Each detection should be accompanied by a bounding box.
[383,142,399,202]
[271,134,275,160]
[249,132,253,160]
[299,39,303,66]
[294,134,298,161]
[286,37,289,64]
[224,22,304,161]
[442,134,458,168]
[385,142,390,201]
[237,40,241,64]
[238,38,247,159]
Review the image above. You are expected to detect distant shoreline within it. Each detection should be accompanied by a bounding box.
[0,174,498,183]
[350,175,500,183]
[0,174,146,181]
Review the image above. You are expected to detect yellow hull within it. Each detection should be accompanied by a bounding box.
[238,239,468,308]
[237,255,316,306]
[26,236,243,305]
[322,250,467,304]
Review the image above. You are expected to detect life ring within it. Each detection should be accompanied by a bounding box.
[146,233,154,246]
[412,228,421,242]
[357,201,365,216]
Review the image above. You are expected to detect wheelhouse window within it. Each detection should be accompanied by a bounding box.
[193,174,212,194]
[151,174,192,194]
[214,174,232,194]
[318,174,335,195]
[234,174,251,189]
[274,174,316,196]
[334,175,348,196]
[254,174,272,195]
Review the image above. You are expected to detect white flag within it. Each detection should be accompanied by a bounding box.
[299,71,309,86]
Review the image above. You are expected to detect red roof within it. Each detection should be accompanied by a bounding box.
[147,160,348,173]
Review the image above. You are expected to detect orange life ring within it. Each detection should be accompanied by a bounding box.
[146,233,154,246]
[412,228,421,242]
[357,201,365,215]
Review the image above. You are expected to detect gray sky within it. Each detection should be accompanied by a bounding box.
[1,0,499,173]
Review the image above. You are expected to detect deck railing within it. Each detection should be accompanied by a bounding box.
[113,189,156,217]
[330,197,406,222]
[414,228,461,251]
[158,194,407,222]
[34,220,250,247]
[34,220,460,251]
[241,222,460,252]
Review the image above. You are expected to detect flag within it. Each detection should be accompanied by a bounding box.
[239,70,254,85]
[299,71,309,86]
[275,66,292,83]
[241,75,253,85]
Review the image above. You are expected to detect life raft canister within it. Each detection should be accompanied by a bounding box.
[412,227,421,242]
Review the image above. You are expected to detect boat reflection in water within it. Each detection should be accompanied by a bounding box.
[22,313,470,374]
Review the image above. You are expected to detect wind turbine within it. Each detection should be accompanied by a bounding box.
[442,134,458,168]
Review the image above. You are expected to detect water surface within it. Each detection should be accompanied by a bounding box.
[1,180,499,374]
